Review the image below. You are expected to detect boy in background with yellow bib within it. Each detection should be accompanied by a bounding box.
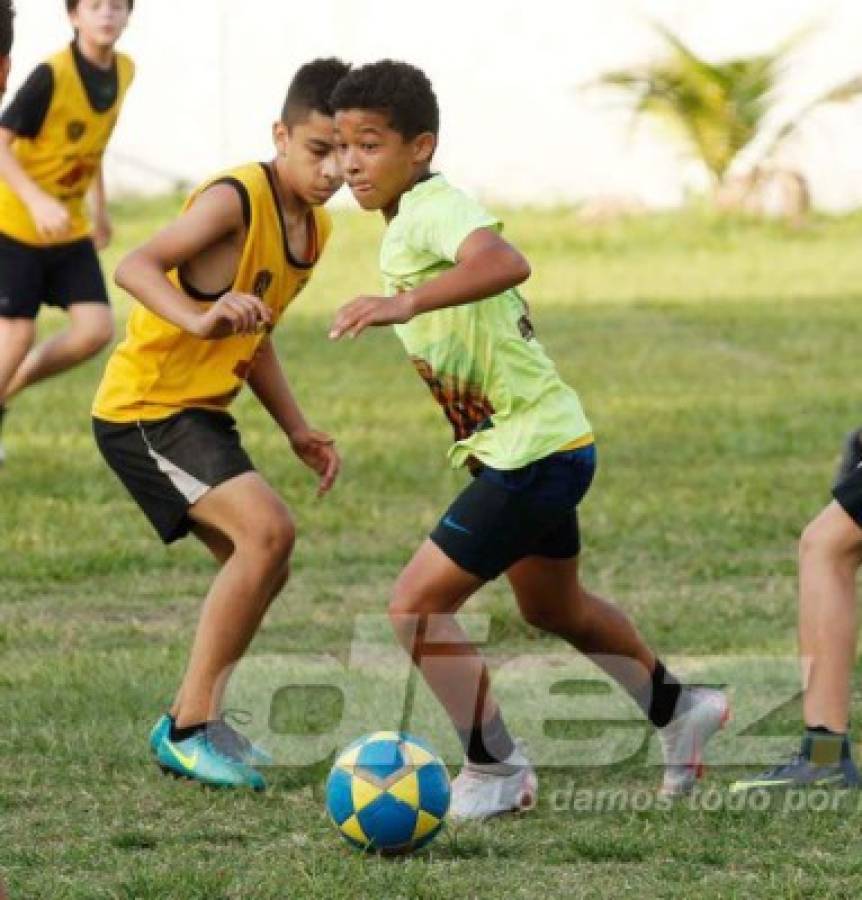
[0,0,134,463]
[92,59,348,791]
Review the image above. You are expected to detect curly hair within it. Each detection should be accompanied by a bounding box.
[330,60,439,140]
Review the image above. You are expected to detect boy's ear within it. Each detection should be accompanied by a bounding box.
[412,132,437,166]
[273,120,290,156]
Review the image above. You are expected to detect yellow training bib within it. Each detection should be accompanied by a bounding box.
[0,45,134,246]
[93,162,332,422]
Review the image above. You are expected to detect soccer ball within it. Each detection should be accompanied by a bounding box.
[325,731,451,854]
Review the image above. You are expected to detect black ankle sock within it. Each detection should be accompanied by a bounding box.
[457,710,515,765]
[169,721,206,742]
[803,726,850,765]
[646,660,683,729]
[807,725,842,737]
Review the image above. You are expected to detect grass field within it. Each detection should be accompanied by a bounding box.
[3,197,862,898]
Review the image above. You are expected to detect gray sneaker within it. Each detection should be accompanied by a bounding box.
[730,732,860,794]
[658,688,730,797]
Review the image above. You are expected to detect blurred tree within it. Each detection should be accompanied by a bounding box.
[594,25,862,217]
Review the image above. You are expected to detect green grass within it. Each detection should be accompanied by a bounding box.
[4,197,862,897]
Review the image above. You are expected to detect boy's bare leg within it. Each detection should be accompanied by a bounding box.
[0,317,36,401]
[3,302,113,402]
[169,521,291,720]
[506,555,656,697]
[389,539,492,730]
[799,501,862,733]
[172,472,295,727]
[508,553,728,797]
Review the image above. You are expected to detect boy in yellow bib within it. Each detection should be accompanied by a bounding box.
[0,0,133,462]
[92,59,348,791]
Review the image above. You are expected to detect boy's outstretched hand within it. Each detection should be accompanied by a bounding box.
[329,293,414,340]
[289,427,340,497]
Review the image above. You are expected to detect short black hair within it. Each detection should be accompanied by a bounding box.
[330,60,439,140]
[0,0,13,57]
[67,0,134,11]
[281,58,351,126]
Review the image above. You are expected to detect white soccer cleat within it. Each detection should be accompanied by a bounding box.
[449,741,538,821]
[658,687,730,797]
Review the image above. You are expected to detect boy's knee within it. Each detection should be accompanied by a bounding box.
[799,506,862,569]
[799,519,824,562]
[521,605,573,637]
[520,586,588,637]
[250,510,296,564]
[81,319,115,355]
[389,579,417,621]
[389,577,435,640]
[69,317,114,358]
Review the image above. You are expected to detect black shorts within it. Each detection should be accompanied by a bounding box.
[833,462,862,528]
[93,409,255,544]
[0,233,110,319]
[430,444,597,581]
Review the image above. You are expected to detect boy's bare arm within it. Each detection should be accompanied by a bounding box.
[329,228,530,339]
[89,162,111,250]
[247,337,340,496]
[114,184,272,339]
[0,125,71,240]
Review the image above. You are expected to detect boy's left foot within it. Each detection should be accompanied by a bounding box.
[147,713,272,767]
[148,713,172,755]
[207,717,273,767]
[729,754,860,794]
[729,731,860,794]
[659,688,731,797]
[153,725,266,791]
[449,741,538,821]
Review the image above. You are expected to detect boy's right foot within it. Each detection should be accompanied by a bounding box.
[659,687,731,797]
[449,741,538,821]
[153,720,266,791]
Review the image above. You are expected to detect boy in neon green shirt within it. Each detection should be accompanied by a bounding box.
[330,61,729,818]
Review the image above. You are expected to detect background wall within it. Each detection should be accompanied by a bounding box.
[7,0,862,209]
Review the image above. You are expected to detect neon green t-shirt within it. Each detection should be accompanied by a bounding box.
[381,174,592,470]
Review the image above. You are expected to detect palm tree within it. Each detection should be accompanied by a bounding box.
[593,24,862,207]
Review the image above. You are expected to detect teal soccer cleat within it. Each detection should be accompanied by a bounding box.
[213,715,274,768]
[148,713,171,755]
[148,714,272,768]
[153,724,267,791]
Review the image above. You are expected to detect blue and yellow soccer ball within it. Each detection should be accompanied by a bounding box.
[326,731,450,854]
